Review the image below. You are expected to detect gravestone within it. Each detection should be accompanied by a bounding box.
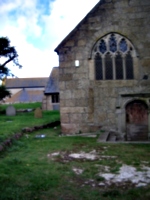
[6,105,16,116]
[34,107,42,118]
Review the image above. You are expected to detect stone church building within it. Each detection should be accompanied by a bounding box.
[55,0,150,141]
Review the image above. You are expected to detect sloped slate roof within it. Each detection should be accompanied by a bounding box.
[5,77,48,88]
[5,90,44,103]
[54,0,104,52]
[44,67,59,94]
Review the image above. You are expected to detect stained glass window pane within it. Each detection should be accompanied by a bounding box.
[126,52,134,79]
[105,53,113,80]
[99,39,107,54]
[95,53,103,80]
[115,54,123,79]
[109,34,117,53]
[119,39,127,52]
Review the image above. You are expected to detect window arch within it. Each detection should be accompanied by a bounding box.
[94,33,135,80]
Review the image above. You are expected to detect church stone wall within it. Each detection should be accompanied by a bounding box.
[57,0,150,134]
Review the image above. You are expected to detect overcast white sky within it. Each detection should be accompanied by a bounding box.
[0,0,99,78]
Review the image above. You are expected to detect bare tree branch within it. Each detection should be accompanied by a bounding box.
[1,55,16,68]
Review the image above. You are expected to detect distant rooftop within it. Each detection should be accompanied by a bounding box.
[5,90,44,103]
[5,77,48,88]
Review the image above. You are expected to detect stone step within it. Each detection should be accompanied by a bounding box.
[66,133,97,138]
[107,134,117,141]
[98,131,110,142]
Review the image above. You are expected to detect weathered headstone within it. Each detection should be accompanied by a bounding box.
[34,107,42,118]
[6,105,16,116]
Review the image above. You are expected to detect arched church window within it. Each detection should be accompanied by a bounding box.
[94,33,134,80]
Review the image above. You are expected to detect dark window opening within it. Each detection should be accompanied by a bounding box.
[126,52,134,79]
[99,39,107,54]
[52,93,59,103]
[105,53,113,80]
[115,54,123,79]
[95,53,103,80]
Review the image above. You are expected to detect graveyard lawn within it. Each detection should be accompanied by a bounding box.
[0,102,60,143]
[0,104,150,200]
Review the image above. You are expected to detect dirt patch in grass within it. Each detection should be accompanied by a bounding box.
[47,149,150,189]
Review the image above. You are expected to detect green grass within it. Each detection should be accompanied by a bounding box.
[0,132,150,200]
[0,103,150,199]
[0,103,60,143]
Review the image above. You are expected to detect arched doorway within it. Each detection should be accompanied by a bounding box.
[126,100,148,141]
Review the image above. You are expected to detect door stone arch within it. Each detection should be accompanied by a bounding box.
[125,100,148,141]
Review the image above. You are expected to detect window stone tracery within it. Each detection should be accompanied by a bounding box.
[94,33,134,80]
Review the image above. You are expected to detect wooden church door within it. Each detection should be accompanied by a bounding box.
[126,100,148,141]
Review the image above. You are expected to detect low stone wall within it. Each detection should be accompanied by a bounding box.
[0,121,60,152]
